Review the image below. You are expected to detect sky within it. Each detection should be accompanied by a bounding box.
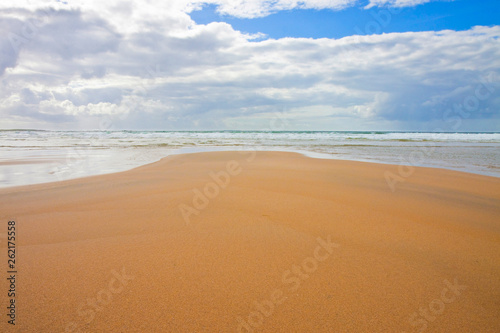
[0,0,499,131]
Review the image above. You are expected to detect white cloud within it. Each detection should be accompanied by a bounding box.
[365,0,454,9]
[0,1,498,130]
[192,0,358,18]
[0,0,448,22]
[199,0,451,18]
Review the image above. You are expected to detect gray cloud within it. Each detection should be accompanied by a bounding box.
[31,10,121,60]
[0,13,25,75]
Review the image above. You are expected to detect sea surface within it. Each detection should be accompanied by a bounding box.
[0,130,499,188]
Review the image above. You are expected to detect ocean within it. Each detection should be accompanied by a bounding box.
[1,130,499,188]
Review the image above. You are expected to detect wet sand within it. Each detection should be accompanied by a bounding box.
[0,151,499,332]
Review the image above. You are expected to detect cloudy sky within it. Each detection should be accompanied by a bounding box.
[0,0,499,131]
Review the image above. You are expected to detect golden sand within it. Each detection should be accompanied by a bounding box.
[0,151,499,332]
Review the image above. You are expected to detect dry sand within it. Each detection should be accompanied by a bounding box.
[0,151,499,332]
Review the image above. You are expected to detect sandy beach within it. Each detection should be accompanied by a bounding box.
[0,151,499,332]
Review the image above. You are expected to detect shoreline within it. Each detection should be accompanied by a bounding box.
[1,147,499,190]
[2,130,499,188]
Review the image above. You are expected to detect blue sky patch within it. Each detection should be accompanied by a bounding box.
[190,0,500,39]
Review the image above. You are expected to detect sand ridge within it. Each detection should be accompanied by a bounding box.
[0,151,499,332]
